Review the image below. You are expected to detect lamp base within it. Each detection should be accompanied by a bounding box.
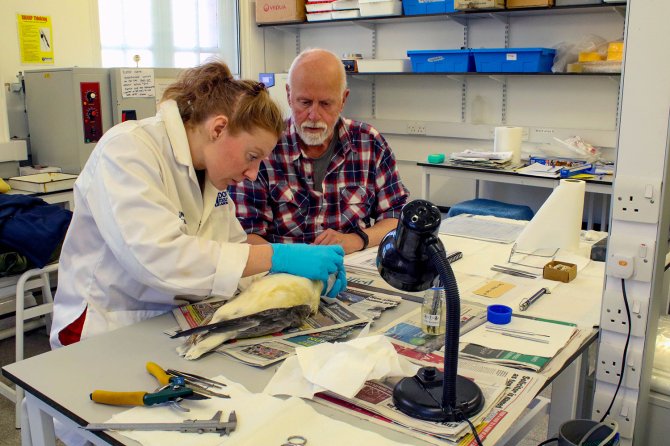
[393,367,485,422]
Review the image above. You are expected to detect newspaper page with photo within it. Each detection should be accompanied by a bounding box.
[307,305,546,444]
[222,326,360,367]
[314,358,546,445]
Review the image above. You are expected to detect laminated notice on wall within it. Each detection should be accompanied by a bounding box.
[121,69,156,98]
[17,14,54,64]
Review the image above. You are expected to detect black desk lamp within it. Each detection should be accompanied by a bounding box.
[377,200,484,422]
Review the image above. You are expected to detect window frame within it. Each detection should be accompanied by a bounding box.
[98,0,240,74]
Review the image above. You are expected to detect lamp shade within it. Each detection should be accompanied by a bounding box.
[376,200,445,291]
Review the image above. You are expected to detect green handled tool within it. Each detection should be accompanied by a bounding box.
[90,362,209,411]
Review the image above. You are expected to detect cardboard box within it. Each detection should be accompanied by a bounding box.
[507,0,553,7]
[543,260,577,283]
[455,0,504,9]
[256,0,306,24]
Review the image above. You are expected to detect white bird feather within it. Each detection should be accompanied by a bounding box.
[177,273,322,360]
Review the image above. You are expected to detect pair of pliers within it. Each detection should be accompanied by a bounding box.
[90,362,209,411]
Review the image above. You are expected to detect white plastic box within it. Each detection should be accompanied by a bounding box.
[359,0,402,17]
[356,59,411,72]
[556,0,600,5]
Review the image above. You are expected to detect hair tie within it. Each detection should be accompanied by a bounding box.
[252,82,266,96]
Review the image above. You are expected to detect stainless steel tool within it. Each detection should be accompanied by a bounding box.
[83,410,236,436]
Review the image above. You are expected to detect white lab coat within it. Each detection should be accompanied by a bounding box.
[50,100,250,349]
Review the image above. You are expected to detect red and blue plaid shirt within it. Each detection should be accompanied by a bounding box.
[229,117,409,244]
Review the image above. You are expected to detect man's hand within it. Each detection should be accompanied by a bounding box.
[313,228,364,254]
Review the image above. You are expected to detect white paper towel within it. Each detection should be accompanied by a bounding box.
[514,179,585,253]
[494,126,522,164]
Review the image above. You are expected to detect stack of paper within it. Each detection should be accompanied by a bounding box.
[516,162,561,178]
[449,150,515,169]
[439,214,526,244]
[459,317,577,371]
[451,149,512,161]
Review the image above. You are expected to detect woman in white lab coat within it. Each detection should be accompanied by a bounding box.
[50,61,347,350]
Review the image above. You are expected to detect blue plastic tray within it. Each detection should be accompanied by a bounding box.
[403,0,455,15]
[407,49,474,73]
[471,48,556,73]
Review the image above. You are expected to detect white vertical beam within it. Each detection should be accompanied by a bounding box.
[594,1,670,445]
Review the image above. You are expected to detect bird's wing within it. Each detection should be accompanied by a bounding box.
[179,305,313,360]
[171,305,310,338]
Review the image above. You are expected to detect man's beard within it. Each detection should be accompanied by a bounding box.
[297,120,331,146]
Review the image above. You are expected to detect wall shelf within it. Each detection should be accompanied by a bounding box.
[347,72,620,77]
[258,3,627,29]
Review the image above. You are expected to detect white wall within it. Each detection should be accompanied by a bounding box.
[1,0,101,140]
[245,8,625,216]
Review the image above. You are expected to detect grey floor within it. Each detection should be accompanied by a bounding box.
[0,325,549,446]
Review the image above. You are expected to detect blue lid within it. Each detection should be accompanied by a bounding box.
[470,47,556,55]
[407,49,471,56]
[487,304,512,325]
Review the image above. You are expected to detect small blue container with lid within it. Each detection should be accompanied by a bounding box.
[487,304,512,325]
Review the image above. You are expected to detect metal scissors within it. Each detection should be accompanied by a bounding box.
[282,435,307,446]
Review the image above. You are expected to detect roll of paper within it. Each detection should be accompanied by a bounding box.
[514,179,585,253]
[494,126,522,164]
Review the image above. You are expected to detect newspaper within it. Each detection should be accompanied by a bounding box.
[317,375,503,441]
[302,304,549,444]
[377,306,577,373]
[169,288,399,367]
[459,344,551,372]
[314,356,546,445]
[170,299,368,352]
[379,304,488,355]
[334,287,402,320]
[459,316,580,372]
[222,326,359,367]
[347,270,426,304]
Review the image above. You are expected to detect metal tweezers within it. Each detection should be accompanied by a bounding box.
[490,265,539,279]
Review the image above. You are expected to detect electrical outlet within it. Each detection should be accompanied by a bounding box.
[407,121,426,135]
[601,285,648,337]
[612,175,662,223]
[596,334,642,389]
[529,127,555,143]
[606,234,656,282]
[592,383,637,438]
[608,254,634,279]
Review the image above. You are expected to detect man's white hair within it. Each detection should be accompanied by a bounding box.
[287,48,348,94]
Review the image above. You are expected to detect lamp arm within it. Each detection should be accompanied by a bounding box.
[427,242,460,414]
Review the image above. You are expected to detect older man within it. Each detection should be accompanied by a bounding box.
[230,49,409,254]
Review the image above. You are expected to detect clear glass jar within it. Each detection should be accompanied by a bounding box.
[421,287,446,336]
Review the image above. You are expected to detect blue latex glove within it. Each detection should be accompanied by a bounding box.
[270,244,346,298]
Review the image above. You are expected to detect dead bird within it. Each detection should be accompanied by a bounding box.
[176,273,321,360]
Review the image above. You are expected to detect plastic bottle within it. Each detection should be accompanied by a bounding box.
[421,286,446,336]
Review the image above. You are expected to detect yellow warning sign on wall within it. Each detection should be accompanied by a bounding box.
[17,14,54,64]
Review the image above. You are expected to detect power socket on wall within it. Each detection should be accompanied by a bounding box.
[606,233,656,282]
[601,284,648,337]
[592,384,637,438]
[596,334,642,389]
[407,121,426,135]
[612,175,662,223]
